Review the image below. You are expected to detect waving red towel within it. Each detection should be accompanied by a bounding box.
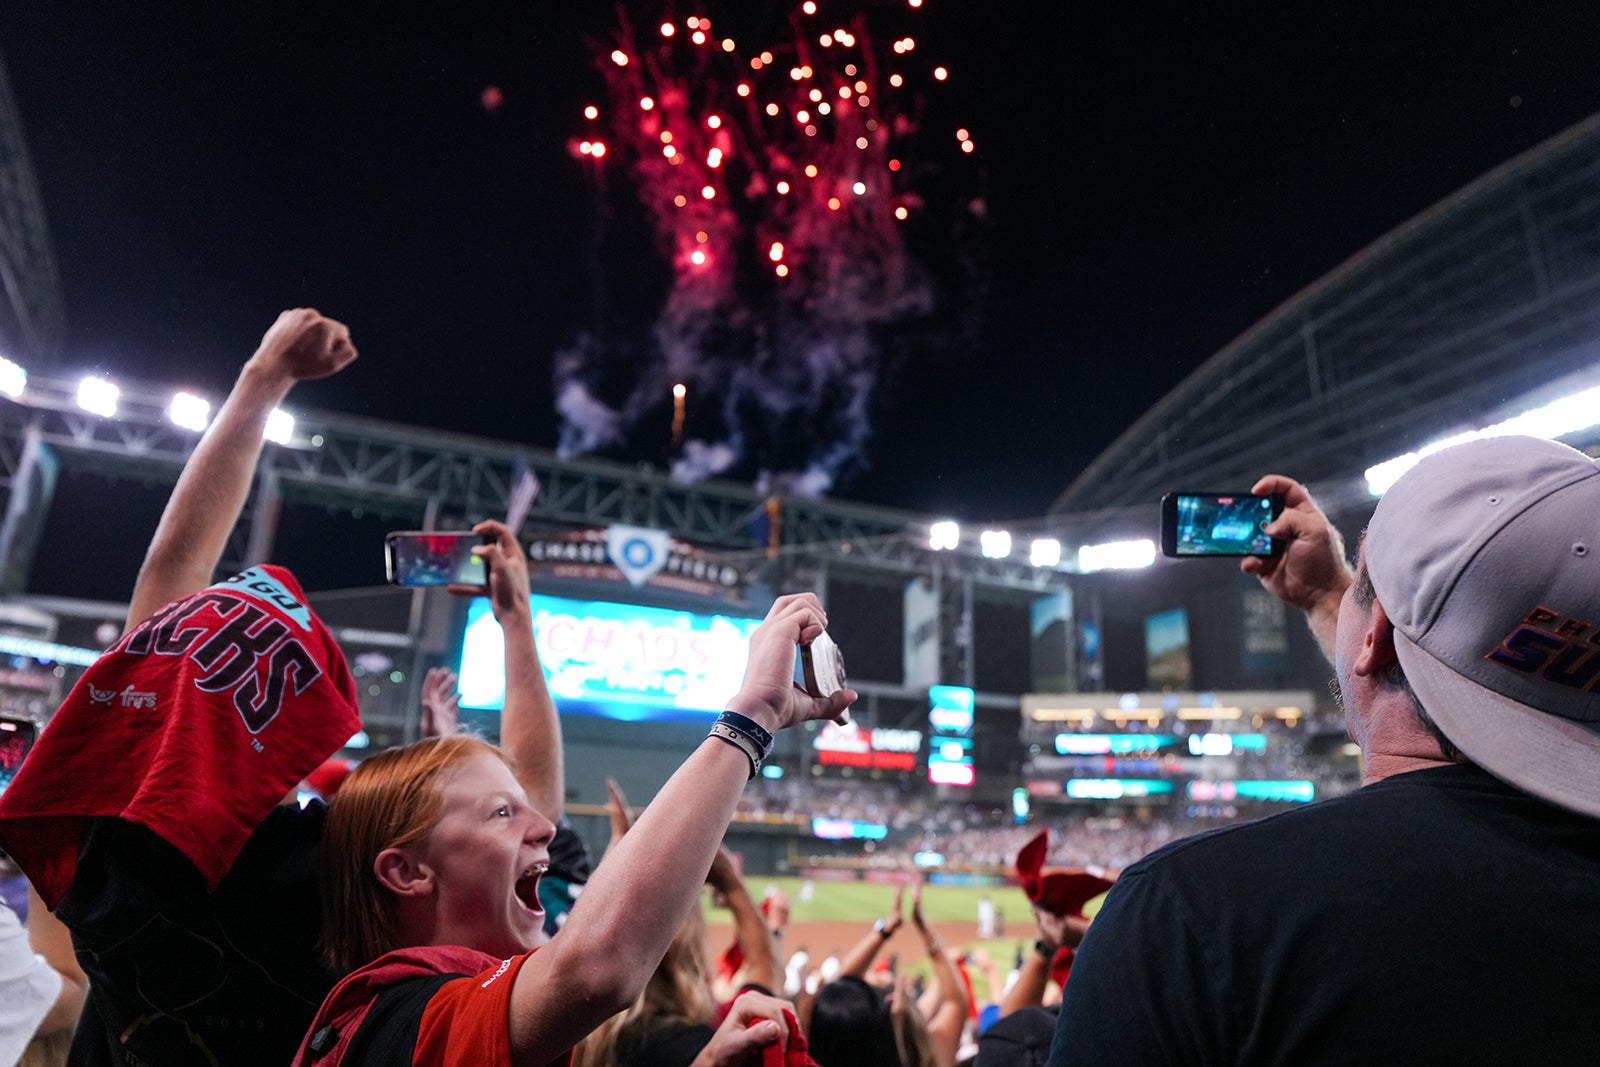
[1014,829,1114,918]
[0,566,359,906]
[729,988,817,1067]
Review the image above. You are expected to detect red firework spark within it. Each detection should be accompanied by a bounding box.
[563,1,978,491]
[574,0,968,295]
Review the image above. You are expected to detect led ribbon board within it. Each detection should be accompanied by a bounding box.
[927,684,976,787]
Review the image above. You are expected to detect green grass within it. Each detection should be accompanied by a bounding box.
[741,876,1035,926]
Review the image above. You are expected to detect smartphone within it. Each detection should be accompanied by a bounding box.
[0,717,37,795]
[383,531,490,586]
[798,631,848,697]
[1160,492,1283,558]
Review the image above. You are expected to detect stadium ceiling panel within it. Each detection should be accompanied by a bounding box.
[1052,112,1600,519]
[0,52,65,367]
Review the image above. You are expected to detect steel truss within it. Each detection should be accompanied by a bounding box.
[0,372,1075,602]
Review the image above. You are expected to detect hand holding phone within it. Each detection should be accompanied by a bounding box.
[383,531,491,586]
[1160,492,1283,558]
[798,631,848,698]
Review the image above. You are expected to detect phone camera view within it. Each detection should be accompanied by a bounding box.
[385,533,486,587]
[0,718,37,795]
[1173,494,1276,557]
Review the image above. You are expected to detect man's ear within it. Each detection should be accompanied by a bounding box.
[374,846,433,898]
[1352,596,1400,677]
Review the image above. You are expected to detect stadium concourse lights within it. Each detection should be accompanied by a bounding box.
[929,521,1066,570]
[264,408,295,445]
[1364,380,1600,495]
[166,387,295,444]
[979,529,1011,559]
[167,391,211,432]
[1077,538,1157,572]
[76,376,118,418]
[0,357,25,400]
[91,377,296,445]
[1030,538,1062,567]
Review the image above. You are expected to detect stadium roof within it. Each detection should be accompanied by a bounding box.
[1052,111,1600,523]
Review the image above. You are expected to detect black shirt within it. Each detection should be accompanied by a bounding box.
[62,806,332,1067]
[1048,764,1600,1065]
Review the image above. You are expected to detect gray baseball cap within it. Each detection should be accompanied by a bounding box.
[1365,435,1600,817]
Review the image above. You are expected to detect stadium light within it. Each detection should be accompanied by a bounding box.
[168,391,211,432]
[1078,538,1156,572]
[1030,538,1062,567]
[76,376,118,417]
[979,529,1011,559]
[264,407,295,444]
[0,357,25,399]
[1365,381,1600,495]
[928,520,960,551]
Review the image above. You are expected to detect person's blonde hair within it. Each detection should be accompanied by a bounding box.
[320,735,509,974]
[639,900,715,1023]
[572,895,716,1067]
[891,996,938,1067]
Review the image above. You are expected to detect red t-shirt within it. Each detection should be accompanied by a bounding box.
[414,954,550,1067]
[294,946,573,1067]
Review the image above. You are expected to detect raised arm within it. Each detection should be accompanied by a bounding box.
[125,309,357,630]
[454,520,563,823]
[602,776,635,857]
[419,667,463,739]
[839,884,904,977]
[1240,473,1353,662]
[1000,906,1085,1016]
[911,884,967,1067]
[506,593,855,1067]
[708,845,781,994]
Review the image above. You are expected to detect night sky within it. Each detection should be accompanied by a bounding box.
[4,4,1600,597]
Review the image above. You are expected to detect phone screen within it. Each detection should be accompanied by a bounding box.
[384,532,488,586]
[1162,493,1281,557]
[0,717,37,795]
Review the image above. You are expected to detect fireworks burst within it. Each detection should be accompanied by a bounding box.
[559,0,983,495]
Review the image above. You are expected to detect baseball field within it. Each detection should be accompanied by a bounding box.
[703,876,1100,1001]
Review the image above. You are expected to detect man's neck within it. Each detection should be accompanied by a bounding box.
[1361,750,1461,785]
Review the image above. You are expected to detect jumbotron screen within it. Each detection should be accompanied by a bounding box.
[456,594,760,721]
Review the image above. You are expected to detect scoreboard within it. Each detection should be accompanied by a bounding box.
[812,721,923,771]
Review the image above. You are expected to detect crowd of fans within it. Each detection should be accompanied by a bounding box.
[0,307,1595,1067]
[739,769,1360,873]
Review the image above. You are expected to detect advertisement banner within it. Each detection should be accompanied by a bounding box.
[903,576,940,689]
[1030,590,1074,692]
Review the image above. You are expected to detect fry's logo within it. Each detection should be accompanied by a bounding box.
[115,583,323,734]
[1485,606,1600,692]
[85,684,156,708]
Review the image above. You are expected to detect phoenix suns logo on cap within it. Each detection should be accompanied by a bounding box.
[1485,606,1600,693]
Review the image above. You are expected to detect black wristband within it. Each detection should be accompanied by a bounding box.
[716,710,775,754]
[1034,939,1058,959]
